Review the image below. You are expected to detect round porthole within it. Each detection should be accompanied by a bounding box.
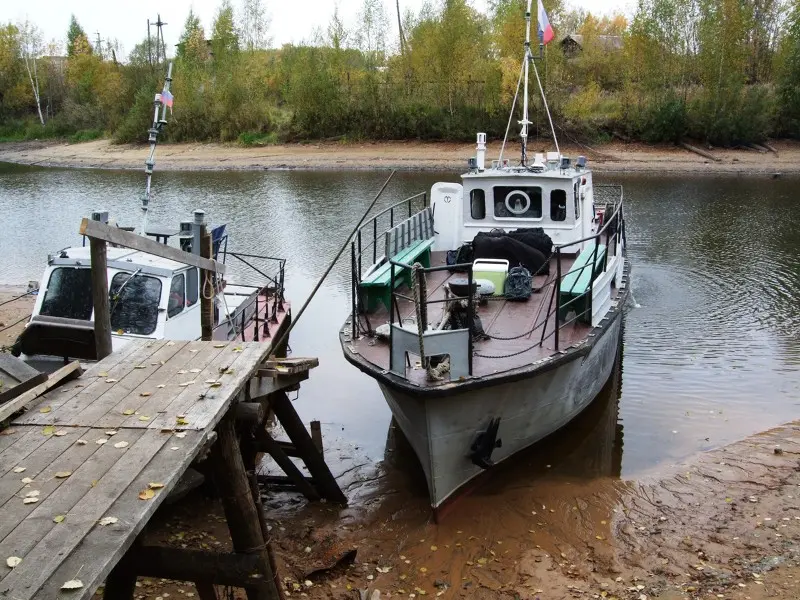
[504,190,531,215]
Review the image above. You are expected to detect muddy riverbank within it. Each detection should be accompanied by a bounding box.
[139,417,800,600]
[1,139,799,175]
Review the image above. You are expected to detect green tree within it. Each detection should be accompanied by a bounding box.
[66,15,89,57]
[777,0,800,136]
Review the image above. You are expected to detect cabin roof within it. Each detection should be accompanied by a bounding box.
[48,246,191,277]
[461,167,590,182]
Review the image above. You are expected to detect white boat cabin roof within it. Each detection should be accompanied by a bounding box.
[48,246,191,278]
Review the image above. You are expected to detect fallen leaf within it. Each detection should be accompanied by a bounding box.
[55,471,72,479]
[232,346,243,352]
[477,558,487,565]
[12,467,25,473]
[189,368,201,373]
[53,430,67,437]
[76,439,88,445]
[596,535,605,540]
[105,430,117,436]
[148,482,165,489]
[176,418,189,426]
[98,372,109,377]
[122,409,134,415]
[170,446,180,451]
[376,566,392,573]
[25,490,40,498]
[140,392,152,397]
[53,515,65,523]
[105,378,118,383]
[179,381,194,387]
[157,384,165,389]
[96,438,108,445]
[138,488,155,500]
[166,341,175,346]
[61,579,84,590]
[114,441,129,449]
[213,343,225,348]
[39,406,51,414]
[42,425,55,436]
[177,370,187,375]
[431,545,438,551]
[23,497,38,504]
[134,365,147,369]
[209,382,222,388]
[6,556,21,568]
[175,432,187,439]
[139,415,150,422]
[420,567,428,573]
[21,477,33,484]
[99,516,118,526]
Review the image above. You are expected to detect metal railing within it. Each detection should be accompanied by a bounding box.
[350,192,428,338]
[389,260,475,376]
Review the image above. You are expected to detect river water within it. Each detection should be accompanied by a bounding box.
[1,162,798,486]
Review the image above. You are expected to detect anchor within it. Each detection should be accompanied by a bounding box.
[469,417,502,469]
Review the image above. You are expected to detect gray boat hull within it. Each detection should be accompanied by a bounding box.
[378,311,624,510]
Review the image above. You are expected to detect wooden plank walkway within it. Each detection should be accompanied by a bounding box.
[0,338,273,600]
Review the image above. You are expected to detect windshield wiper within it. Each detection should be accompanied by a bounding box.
[110,269,142,317]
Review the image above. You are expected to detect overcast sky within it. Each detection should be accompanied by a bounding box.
[1,0,631,59]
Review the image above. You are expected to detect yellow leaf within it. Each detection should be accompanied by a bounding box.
[61,579,84,590]
[42,426,55,436]
[39,406,51,414]
[139,415,150,421]
[176,418,189,426]
[98,372,109,377]
[6,556,22,568]
[55,471,72,478]
[209,382,222,388]
[134,365,147,369]
[214,343,225,348]
[105,378,118,383]
[138,489,155,500]
[596,535,605,540]
[76,439,88,445]
[148,482,165,489]
[12,467,25,473]
[122,409,134,415]
[419,567,427,573]
[114,441,129,449]
[477,558,487,565]
[99,516,118,526]
[140,392,152,397]
[23,497,38,504]
[53,515,65,523]
[430,545,438,551]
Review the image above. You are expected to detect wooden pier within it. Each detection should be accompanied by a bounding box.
[0,338,344,599]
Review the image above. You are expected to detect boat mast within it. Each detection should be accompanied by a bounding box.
[520,0,533,165]
[142,60,173,235]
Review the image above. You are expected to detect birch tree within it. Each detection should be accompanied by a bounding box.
[240,0,271,50]
[18,20,44,125]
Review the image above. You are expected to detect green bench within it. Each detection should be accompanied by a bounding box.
[359,208,435,313]
[558,243,606,324]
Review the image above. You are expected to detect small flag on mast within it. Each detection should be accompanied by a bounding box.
[161,90,174,110]
[537,0,555,45]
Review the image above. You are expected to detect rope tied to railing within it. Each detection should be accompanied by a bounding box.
[409,262,450,381]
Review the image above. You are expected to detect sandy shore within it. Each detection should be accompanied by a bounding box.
[1,138,799,174]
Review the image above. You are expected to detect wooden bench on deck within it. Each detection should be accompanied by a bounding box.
[359,207,435,313]
[558,243,607,324]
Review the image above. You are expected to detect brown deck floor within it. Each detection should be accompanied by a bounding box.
[351,251,619,387]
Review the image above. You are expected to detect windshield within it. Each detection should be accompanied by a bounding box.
[109,272,162,336]
[40,267,94,320]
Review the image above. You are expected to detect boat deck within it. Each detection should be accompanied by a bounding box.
[348,251,616,387]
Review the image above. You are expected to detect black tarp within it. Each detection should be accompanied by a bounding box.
[472,228,552,275]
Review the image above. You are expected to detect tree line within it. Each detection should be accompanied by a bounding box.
[1,0,799,147]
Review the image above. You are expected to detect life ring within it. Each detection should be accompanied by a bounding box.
[504,190,531,215]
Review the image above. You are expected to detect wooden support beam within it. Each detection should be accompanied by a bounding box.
[79,217,226,275]
[269,391,347,505]
[115,546,262,585]
[236,401,265,428]
[103,561,138,599]
[200,229,214,342]
[257,474,316,487]
[310,420,323,454]
[0,361,82,422]
[249,371,308,400]
[255,428,320,501]
[209,413,280,600]
[679,141,720,162]
[196,583,218,600]
[90,238,113,360]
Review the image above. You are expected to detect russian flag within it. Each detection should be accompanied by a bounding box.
[538,0,554,45]
[161,90,174,108]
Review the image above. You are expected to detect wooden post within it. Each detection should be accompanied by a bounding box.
[103,560,137,599]
[209,413,280,600]
[90,238,113,360]
[200,227,214,342]
[269,391,347,505]
[255,428,321,501]
[310,420,323,454]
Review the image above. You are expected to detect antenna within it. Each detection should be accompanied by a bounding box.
[142,61,173,234]
[94,31,104,60]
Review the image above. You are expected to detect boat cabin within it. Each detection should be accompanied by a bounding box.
[430,153,596,253]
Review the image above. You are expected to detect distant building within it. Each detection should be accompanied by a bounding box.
[560,34,623,58]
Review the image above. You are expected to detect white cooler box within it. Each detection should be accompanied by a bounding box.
[472,259,509,297]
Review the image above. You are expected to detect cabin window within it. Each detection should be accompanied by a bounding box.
[109,272,162,336]
[550,189,567,221]
[493,186,542,219]
[574,182,581,218]
[186,268,199,307]
[40,268,93,320]
[168,274,186,318]
[470,189,486,220]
